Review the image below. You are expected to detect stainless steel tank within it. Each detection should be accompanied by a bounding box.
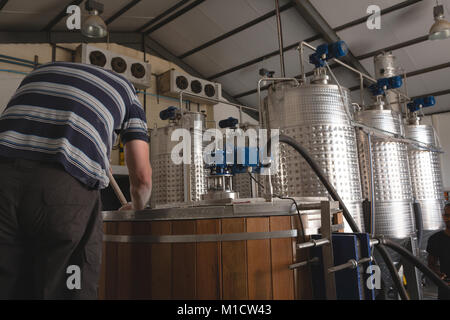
[374,52,402,113]
[405,122,445,230]
[150,111,207,207]
[356,104,415,238]
[265,77,365,232]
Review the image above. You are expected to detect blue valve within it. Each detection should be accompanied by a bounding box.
[407,96,436,112]
[219,117,239,129]
[206,146,261,175]
[160,106,178,121]
[369,76,403,96]
[309,41,348,68]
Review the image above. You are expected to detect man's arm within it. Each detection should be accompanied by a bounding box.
[122,139,152,210]
[428,254,447,279]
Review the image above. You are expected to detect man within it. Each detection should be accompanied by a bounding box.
[427,203,450,300]
[0,62,152,299]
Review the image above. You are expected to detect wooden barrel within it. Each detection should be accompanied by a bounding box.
[98,202,319,300]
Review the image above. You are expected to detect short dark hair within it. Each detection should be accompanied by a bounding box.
[444,203,450,212]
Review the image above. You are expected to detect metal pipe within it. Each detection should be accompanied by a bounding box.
[296,238,329,250]
[274,0,285,77]
[328,257,372,273]
[297,41,410,102]
[179,91,257,113]
[289,257,319,270]
[367,133,376,237]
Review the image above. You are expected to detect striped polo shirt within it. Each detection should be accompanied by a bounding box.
[0,62,149,189]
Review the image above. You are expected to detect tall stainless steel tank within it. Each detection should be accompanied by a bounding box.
[405,121,445,230]
[356,102,415,238]
[265,75,365,232]
[150,111,207,207]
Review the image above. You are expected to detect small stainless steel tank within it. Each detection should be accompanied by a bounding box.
[374,52,402,113]
[405,120,445,231]
[356,100,415,239]
[150,111,207,207]
[265,73,365,232]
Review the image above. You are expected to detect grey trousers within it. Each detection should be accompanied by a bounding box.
[0,158,102,299]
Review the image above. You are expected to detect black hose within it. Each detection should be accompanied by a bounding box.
[277,134,361,233]
[379,237,450,294]
[413,202,423,248]
[375,244,409,300]
[276,134,407,298]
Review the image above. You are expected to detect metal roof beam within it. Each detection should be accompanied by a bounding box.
[411,89,450,100]
[0,0,9,11]
[105,0,141,25]
[348,61,450,91]
[135,0,190,32]
[292,0,372,84]
[0,31,143,44]
[356,35,428,60]
[207,0,420,81]
[178,2,294,59]
[144,0,207,35]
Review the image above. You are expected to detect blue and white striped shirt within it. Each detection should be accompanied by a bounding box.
[0,62,149,189]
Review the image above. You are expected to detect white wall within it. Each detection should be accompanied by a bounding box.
[0,73,24,114]
[213,102,258,128]
[429,112,450,191]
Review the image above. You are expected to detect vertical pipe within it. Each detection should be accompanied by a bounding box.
[51,43,56,62]
[275,0,285,77]
[367,133,376,236]
[359,74,364,107]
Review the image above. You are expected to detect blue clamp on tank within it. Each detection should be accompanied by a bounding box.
[407,96,435,112]
[219,117,239,129]
[309,41,348,68]
[159,106,178,120]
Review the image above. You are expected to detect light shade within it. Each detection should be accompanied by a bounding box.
[429,19,450,40]
[429,4,450,40]
[81,10,108,38]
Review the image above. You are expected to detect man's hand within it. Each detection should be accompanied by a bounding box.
[119,202,133,211]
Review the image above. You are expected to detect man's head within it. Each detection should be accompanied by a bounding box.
[444,203,450,229]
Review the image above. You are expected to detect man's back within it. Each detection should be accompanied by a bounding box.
[0,62,148,189]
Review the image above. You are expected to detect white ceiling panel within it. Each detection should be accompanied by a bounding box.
[402,66,450,98]
[423,94,450,115]
[52,0,130,31]
[148,0,292,56]
[310,0,409,29]
[180,8,316,78]
[108,0,183,32]
[238,92,261,110]
[0,0,73,31]
[214,48,309,96]
[336,1,444,57]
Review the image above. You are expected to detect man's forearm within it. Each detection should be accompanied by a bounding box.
[130,184,152,210]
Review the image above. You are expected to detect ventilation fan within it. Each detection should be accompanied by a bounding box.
[157,69,222,105]
[75,44,151,89]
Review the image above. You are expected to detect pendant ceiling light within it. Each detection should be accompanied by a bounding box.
[81,0,108,39]
[429,3,450,40]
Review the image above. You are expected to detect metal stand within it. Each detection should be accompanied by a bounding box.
[402,236,422,300]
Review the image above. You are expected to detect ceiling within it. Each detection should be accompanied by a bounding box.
[0,0,449,116]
